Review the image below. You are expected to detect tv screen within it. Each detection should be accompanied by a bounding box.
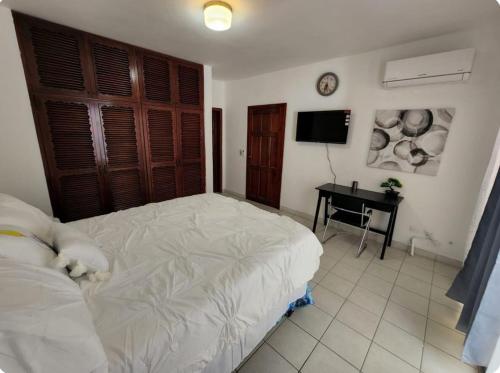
[296,110,351,144]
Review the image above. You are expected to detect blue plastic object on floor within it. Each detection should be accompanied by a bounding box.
[285,285,314,317]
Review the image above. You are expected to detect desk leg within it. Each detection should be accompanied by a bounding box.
[380,209,396,260]
[312,193,322,233]
[388,205,398,247]
[323,195,329,226]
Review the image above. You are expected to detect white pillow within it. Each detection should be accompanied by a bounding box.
[0,232,57,267]
[0,259,108,373]
[0,193,54,245]
[52,222,109,278]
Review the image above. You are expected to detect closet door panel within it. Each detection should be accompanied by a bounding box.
[177,109,205,196]
[98,103,147,210]
[90,36,139,100]
[36,97,107,221]
[175,62,203,109]
[139,51,174,105]
[14,15,91,97]
[143,105,179,202]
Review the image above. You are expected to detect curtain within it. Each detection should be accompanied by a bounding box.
[447,167,500,366]
[464,129,500,256]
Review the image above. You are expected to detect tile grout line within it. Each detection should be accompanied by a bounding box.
[359,254,400,372]
[296,237,354,372]
[295,231,363,372]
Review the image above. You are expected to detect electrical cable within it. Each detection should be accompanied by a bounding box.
[325,143,337,185]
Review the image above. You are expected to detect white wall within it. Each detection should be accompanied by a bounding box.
[0,7,214,211]
[223,20,500,261]
[203,65,214,193]
[0,7,52,214]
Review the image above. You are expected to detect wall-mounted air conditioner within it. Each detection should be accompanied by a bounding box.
[383,48,475,88]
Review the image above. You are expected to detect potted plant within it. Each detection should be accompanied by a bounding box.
[381,177,403,198]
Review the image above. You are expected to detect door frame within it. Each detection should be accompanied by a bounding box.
[246,103,287,209]
[212,107,223,193]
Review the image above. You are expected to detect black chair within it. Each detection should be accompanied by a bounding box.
[322,195,373,257]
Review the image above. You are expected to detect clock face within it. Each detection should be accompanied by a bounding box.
[317,72,339,96]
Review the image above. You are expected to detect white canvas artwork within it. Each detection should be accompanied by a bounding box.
[367,108,455,176]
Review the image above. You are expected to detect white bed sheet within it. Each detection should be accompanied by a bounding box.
[70,193,323,373]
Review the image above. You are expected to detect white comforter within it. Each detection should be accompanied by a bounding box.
[70,194,323,373]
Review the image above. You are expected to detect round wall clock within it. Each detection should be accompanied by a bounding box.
[317,72,339,96]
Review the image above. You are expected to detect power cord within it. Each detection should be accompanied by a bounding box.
[325,143,337,185]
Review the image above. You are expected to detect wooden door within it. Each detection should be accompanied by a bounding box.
[178,109,205,196]
[97,102,148,211]
[88,36,140,101]
[143,105,179,202]
[35,97,108,221]
[212,108,223,193]
[246,103,287,209]
[14,15,92,98]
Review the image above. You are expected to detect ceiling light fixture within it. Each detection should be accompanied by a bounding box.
[204,1,232,31]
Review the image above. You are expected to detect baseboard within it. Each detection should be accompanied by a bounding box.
[222,189,463,267]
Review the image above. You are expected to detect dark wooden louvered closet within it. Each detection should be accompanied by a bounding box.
[14,14,205,222]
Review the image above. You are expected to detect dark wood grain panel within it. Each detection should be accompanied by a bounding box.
[59,173,103,221]
[142,54,172,103]
[109,169,145,210]
[152,166,177,202]
[100,105,139,167]
[44,100,97,170]
[177,63,202,107]
[14,13,205,220]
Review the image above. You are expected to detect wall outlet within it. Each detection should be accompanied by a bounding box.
[239,149,245,156]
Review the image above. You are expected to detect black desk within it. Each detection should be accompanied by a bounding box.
[312,183,403,260]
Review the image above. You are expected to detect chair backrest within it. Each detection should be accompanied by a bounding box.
[329,195,364,213]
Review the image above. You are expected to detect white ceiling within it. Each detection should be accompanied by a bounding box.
[3,0,499,80]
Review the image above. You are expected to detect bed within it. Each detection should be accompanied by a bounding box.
[71,193,322,372]
[0,193,322,373]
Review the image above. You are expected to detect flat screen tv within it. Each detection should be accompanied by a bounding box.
[296,110,351,144]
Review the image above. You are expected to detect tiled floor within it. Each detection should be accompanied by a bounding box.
[236,226,477,373]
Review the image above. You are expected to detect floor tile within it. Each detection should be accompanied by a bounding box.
[404,255,435,271]
[349,286,388,316]
[336,301,380,339]
[390,286,429,316]
[264,317,284,340]
[319,255,338,270]
[289,305,332,339]
[428,301,461,329]
[366,262,398,283]
[312,267,328,283]
[425,320,465,359]
[322,245,346,261]
[324,235,354,251]
[319,272,356,298]
[382,301,426,340]
[357,273,393,298]
[362,343,419,373]
[432,273,454,290]
[267,320,317,369]
[396,272,432,298]
[301,343,358,373]
[312,285,345,316]
[430,286,463,312]
[400,262,433,283]
[434,262,460,279]
[331,262,365,283]
[378,255,404,271]
[374,320,423,368]
[238,343,297,373]
[338,254,372,271]
[421,343,475,373]
[321,320,371,369]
